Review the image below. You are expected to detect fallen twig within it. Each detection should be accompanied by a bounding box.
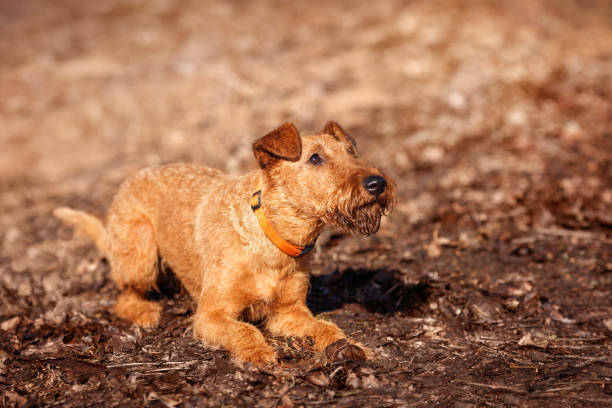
[452,380,526,393]
[535,228,598,240]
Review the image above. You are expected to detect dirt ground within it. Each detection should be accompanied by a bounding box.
[1,0,611,406]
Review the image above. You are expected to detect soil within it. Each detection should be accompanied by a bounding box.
[1,0,611,407]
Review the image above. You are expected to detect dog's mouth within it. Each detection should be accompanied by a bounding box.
[328,195,395,236]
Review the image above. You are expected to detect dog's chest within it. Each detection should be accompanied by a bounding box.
[250,260,298,303]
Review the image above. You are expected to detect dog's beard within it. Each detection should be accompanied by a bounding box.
[326,194,394,236]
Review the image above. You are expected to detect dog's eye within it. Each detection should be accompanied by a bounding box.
[308,153,323,165]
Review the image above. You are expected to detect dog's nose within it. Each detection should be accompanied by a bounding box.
[363,175,387,196]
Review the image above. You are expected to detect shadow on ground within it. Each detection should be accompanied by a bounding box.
[308,268,430,315]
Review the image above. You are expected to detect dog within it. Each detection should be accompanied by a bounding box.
[54,121,396,365]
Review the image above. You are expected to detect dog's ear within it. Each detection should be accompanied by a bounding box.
[253,123,302,168]
[322,121,358,155]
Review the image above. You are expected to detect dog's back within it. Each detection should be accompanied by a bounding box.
[108,163,247,297]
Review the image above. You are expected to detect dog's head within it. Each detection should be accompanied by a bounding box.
[253,122,396,236]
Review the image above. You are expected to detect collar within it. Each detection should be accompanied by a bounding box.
[250,187,315,258]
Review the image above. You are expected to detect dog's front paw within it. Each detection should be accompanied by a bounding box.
[236,346,278,367]
[311,320,346,351]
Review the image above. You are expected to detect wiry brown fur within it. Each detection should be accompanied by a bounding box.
[54,121,396,366]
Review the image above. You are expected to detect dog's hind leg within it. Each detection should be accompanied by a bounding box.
[106,210,162,328]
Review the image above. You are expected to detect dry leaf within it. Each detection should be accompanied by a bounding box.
[518,331,548,348]
[324,339,367,362]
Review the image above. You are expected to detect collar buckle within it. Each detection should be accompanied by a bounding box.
[251,190,262,211]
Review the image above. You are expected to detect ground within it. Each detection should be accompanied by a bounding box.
[1,0,611,407]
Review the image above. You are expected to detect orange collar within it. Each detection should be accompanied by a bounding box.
[250,188,315,257]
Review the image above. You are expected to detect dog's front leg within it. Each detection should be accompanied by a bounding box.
[266,302,346,351]
[266,273,346,350]
[194,307,277,366]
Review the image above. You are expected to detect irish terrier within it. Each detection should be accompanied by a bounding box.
[54,121,396,365]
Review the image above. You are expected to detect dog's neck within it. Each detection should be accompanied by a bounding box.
[251,174,323,255]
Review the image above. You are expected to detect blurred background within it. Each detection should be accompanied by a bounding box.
[2,1,610,197]
[0,0,611,405]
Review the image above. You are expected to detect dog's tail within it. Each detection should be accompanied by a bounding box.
[54,207,109,254]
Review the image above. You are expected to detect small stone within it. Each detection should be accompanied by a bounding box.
[358,366,375,375]
[305,371,329,387]
[0,316,20,331]
[42,273,62,295]
[346,371,361,389]
[44,308,66,325]
[504,299,520,310]
[361,374,381,389]
[508,281,533,297]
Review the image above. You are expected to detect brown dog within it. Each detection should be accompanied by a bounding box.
[54,122,396,365]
